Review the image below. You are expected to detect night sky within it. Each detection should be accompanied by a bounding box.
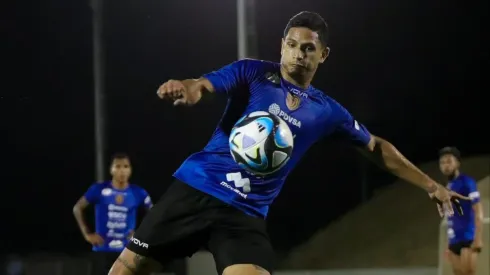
[2,0,488,256]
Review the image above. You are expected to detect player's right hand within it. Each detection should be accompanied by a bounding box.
[157,79,202,106]
[429,184,470,217]
[84,233,104,246]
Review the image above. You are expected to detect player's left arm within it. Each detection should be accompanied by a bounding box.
[139,188,153,212]
[332,105,438,193]
[467,178,484,250]
[358,135,440,193]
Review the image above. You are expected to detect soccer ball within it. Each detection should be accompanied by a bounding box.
[229,111,294,176]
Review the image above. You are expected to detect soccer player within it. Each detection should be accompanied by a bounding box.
[73,153,153,275]
[439,147,483,275]
[109,11,469,275]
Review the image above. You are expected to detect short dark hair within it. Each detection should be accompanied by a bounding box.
[439,146,461,161]
[111,152,130,162]
[283,11,329,47]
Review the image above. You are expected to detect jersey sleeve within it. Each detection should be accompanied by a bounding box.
[465,177,481,205]
[331,102,372,147]
[202,59,260,96]
[83,184,102,204]
[139,188,153,209]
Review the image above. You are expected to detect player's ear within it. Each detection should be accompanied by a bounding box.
[320,47,330,63]
[281,38,285,56]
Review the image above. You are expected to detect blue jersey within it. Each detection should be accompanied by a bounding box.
[84,182,153,252]
[446,174,480,244]
[174,59,371,218]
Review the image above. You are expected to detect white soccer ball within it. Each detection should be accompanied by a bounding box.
[229,111,294,176]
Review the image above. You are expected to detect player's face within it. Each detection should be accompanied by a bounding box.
[281,27,329,77]
[110,158,132,182]
[439,154,459,176]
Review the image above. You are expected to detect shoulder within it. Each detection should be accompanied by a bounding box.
[236,59,280,79]
[90,181,110,190]
[237,58,279,70]
[129,184,148,194]
[311,89,349,119]
[461,174,476,184]
[84,181,111,199]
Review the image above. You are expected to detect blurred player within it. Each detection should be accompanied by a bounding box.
[73,153,152,275]
[439,147,483,275]
[109,11,468,275]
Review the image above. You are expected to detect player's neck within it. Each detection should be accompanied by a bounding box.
[112,180,129,190]
[280,67,313,89]
[448,170,460,181]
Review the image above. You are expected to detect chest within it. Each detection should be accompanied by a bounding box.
[246,81,328,142]
[99,188,139,209]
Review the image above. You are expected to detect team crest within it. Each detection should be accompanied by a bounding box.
[115,194,125,204]
[286,93,301,111]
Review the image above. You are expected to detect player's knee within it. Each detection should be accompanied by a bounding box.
[108,248,156,275]
[461,265,476,275]
[222,264,271,275]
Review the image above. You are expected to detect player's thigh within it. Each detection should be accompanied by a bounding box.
[127,180,213,267]
[460,248,478,275]
[91,252,118,275]
[448,244,464,275]
[208,211,275,275]
[109,248,160,275]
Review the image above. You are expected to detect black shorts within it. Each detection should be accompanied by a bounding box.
[127,179,275,274]
[91,252,119,275]
[448,240,473,255]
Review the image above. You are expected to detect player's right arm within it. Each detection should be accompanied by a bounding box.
[157,59,259,106]
[73,184,104,246]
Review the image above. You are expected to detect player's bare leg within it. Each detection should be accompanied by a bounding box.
[459,248,477,275]
[222,264,271,275]
[108,248,160,275]
[447,250,464,275]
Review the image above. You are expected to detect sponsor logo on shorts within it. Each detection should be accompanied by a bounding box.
[130,237,149,249]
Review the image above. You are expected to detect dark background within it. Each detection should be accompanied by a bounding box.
[2,0,488,258]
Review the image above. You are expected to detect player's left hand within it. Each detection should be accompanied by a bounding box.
[429,184,470,217]
[471,238,483,253]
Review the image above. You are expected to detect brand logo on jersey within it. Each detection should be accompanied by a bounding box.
[289,87,308,98]
[265,72,280,84]
[130,237,149,249]
[354,120,360,130]
[109,240,124,249]
[219,172,250,199]
[268,103,302,128]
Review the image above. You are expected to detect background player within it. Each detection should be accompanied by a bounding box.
[439,147,483,275]
[109,11,468,275]
[73,153,153,275]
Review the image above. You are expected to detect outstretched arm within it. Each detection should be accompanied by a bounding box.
[329,102,467,216]
[157,78,214,106]
[157,59,260,106]
[358,135,438,193]
[356,135,469,216]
